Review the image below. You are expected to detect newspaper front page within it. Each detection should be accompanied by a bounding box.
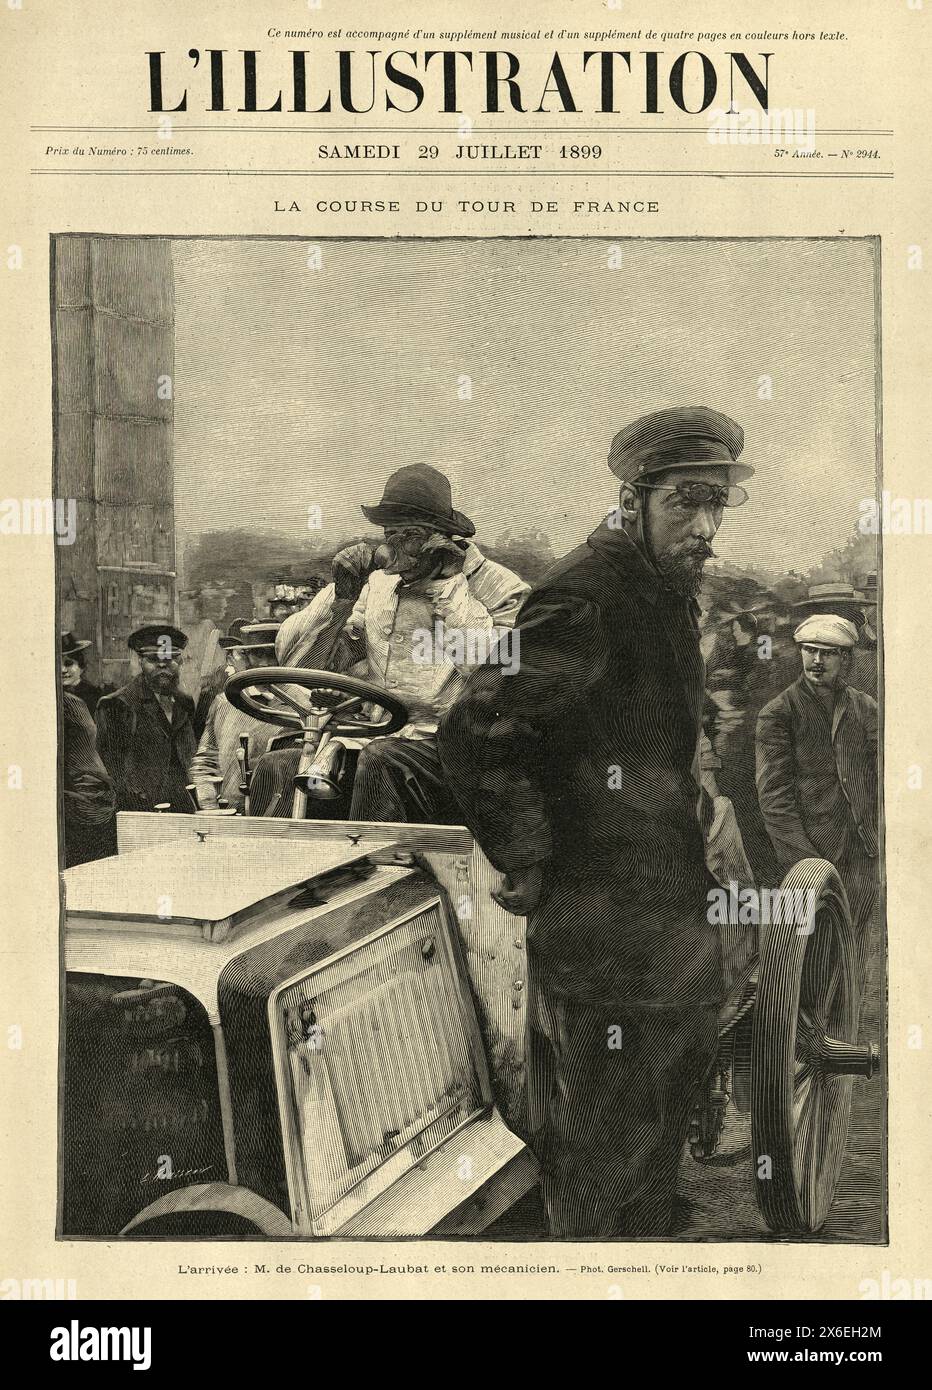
[0,0,929,1312]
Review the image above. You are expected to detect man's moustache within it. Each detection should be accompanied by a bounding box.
[678,541,716,562]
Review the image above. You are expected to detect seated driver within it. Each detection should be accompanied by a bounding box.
[258,464,526,823]
[342,463,529,822]
[249,464,528,823]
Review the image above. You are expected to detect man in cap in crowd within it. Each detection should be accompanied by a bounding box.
[333,463,528,824]
[95,624,198,814]
[792,581,877,700]
[756,613,878,987]
[188,621,288,813]
[438,405,752,1237]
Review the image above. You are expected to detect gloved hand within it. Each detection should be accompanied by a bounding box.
[397,532,467,585]
[492,863,545,917]
[332,542,376,600]
[374,529,467,584]
[417,532,468,580]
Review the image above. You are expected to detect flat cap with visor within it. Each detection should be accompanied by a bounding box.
[608,406,754,502]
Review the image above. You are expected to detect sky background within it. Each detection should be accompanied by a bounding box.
[172,236,878,582]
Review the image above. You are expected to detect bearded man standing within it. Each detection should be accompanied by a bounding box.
[95,624,197,815]
[438,406,753,1238]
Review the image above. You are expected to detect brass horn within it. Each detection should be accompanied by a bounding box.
[296,734,346,800]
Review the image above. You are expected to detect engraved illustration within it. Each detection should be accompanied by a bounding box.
[55,235,883,1242]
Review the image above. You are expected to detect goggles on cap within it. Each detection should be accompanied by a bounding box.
[635,479,749,509]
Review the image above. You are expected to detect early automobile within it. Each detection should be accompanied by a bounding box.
[61,668,878,1239]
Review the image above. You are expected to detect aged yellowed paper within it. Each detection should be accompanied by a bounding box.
[0,0,929,1306]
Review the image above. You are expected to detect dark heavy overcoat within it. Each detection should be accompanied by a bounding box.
[95,674,197,814]
[438,519,724,1010]
[62,691,116,866]
[755,673,878,875]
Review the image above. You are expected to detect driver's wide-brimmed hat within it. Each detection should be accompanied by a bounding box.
[361,464,475,537]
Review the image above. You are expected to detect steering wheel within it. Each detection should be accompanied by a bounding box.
[224,666,410,737]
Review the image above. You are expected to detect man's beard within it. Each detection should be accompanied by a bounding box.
[145,669,179,695]
[654,540,716,598]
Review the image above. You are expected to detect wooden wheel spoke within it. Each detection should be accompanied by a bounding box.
[792,1066,814,1128]
[821,961,842,1025]
[796,1006,827,1067]
[800,927,838,1012]
[796,1080,824,1221]
[793,1074,819,1165]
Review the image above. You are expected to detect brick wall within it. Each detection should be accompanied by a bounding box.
[54,236,175,686]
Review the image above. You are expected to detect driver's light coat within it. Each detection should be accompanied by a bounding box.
[347,546,529,737]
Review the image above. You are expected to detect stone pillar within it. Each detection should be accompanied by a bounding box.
[54,236,175,687]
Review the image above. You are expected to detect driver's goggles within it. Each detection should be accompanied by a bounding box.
[636,480,749,508]
[381,526,432,552]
